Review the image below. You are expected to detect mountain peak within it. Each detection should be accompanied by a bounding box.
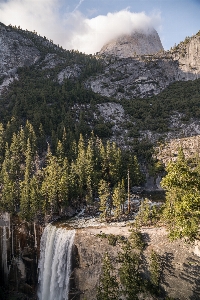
[99,28,164,58]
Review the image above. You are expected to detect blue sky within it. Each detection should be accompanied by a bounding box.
[0,0,200,53]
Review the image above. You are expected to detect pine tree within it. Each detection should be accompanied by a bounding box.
[41,155,60,214]
[113,180,126,218]
[98,179,110,218]
[18,126,26,156]
[118,228,146,299]
[149,250,162,292]
[97,253,119,300]
[38,123,46,152]
[25,120,37,153]
[59,157,69,208]
[85,175,93,205]
[0,123,5,166]
[161,148,200,240]
[56,140,65,165]
[20,139,33,220]
[109,142,122,185]
[99,141,122,186]
[132,155,143,186]
[75,134,86,199]
[29,173,43,218]
[0,144,15,212]
[41,145,69,215]
[6,133,23,209]
[119,241,143,300]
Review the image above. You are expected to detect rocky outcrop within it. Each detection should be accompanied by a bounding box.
[0,24,40,75]
[0,213,42,299]
[87,31,200,100]
[0,23,40,94]
[58,64,82,83]
[73,225,200,300]
[99,28,164,58]
[171,32,200,81]
[86,54,179,99]
[156,134,200,166]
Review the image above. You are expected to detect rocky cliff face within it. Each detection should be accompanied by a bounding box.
[87,31,200,100]
[171,33,200,81]
[86,54,179,99]
[0,23,40,95]
[156,134,200,166]
[99,28,164,58]
[74,225,200,299]
[0,24,40,75]
[0,213,42,299]
[1,215,200,299]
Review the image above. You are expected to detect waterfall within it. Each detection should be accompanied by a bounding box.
[37,224,75,300]
[2,226,9,283]
[0,212,10,285]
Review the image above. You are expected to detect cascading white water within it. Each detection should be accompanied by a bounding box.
[2,226,9,282]
[37,224,75,300]
[0,212,10,284]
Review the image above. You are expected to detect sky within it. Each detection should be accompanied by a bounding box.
[0,0,200,54]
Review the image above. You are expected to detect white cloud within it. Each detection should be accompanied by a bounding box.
[68,10,162,54]
[0,0,162,54]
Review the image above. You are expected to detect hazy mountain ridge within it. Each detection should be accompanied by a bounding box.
[0,22,200,151]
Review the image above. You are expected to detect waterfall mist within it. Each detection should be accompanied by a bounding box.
[37,224,75,300]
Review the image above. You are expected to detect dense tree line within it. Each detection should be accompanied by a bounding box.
[0,120,143,220]
[161,149,200,240]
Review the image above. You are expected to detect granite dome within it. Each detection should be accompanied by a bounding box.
[99,28,164,58]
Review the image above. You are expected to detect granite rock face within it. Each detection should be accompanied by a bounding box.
[73,225,200,300]
[85,54,179,99]
[171,33,200,81]
[99,28,164,58]
[87,31,200,100]
[0,24,40,79]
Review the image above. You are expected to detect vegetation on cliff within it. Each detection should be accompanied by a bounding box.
[97,229,165,300]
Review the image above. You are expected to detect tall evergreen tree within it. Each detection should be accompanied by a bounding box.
[98,179,110,218]
[119,242,142,300]
[0,123,5,166]
[97,253,119,300]
[41,146,69,214]
[0,144,16,212]
[161,148,200,240]
[20,139,33,220]
[113,180,126,217]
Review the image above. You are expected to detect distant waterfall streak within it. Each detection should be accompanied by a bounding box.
[2,226,9,283]
[0,212,10,285]
[37,224,75,300]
